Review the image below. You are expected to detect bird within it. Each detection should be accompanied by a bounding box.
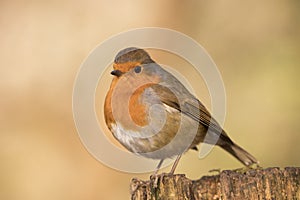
[104,47,258,174]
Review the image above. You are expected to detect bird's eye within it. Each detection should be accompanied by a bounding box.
[134,66,142,73]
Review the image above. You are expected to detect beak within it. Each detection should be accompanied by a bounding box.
[111,70,123,77]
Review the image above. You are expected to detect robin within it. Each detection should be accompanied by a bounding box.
[104,47,258,174]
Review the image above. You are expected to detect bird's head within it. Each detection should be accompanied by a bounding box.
[111,47,155,77]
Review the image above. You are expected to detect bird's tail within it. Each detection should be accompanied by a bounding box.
[218,134,258,166]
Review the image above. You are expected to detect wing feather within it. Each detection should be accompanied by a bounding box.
[149,84,222,134]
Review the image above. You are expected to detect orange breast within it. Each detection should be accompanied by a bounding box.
[128,84,153,127]
[104,77,154,130]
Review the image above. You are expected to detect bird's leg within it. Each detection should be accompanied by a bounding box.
[169,154,182,174]
[154,159,164,175]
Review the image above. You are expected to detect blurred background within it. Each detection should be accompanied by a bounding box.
[1,0,299,199]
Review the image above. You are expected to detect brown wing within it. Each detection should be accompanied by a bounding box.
[149,84,222,134]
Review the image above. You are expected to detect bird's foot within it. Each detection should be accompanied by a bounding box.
[150,172,179,188]
[150,172,166,188]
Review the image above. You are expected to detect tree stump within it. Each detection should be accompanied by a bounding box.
[130,167,300,200]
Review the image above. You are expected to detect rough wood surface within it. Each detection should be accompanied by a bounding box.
[130,167,300,200]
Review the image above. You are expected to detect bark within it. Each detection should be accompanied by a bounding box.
[130,167,300,200]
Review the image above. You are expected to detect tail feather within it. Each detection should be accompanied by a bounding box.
[221,142,258,166]
[218,134,258,166]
